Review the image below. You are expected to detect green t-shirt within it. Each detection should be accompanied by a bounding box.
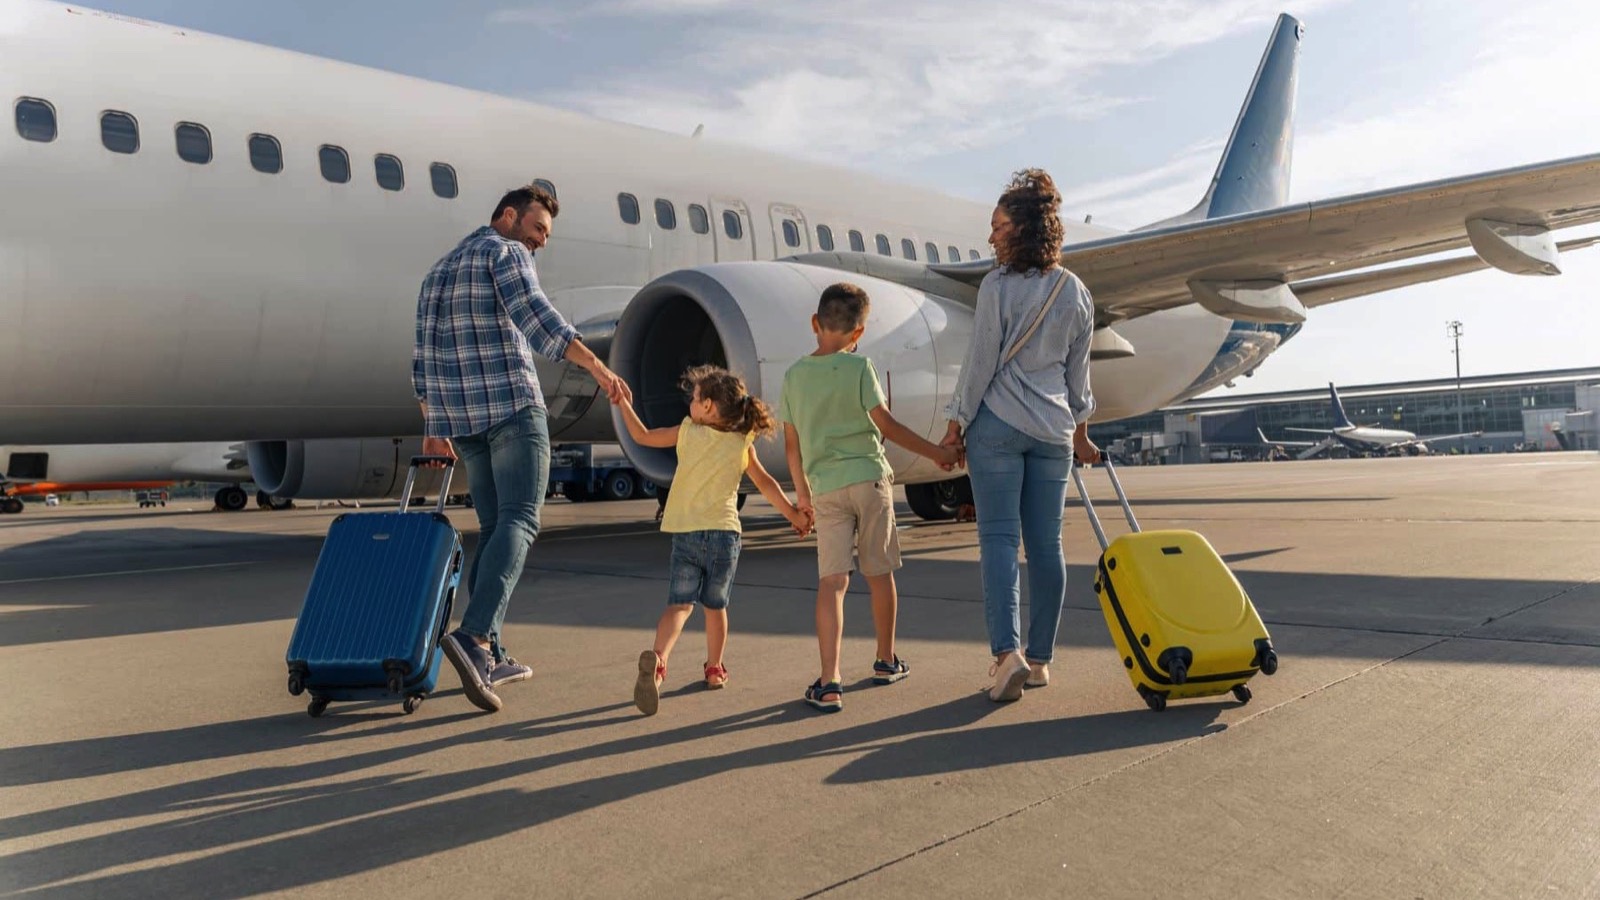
[778,352,893,496]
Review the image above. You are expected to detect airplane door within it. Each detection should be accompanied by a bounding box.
[769,203,811,257]
[711,198,755,261]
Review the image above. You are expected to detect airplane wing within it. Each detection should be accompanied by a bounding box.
[1293,236,1600,308]
[1411,431,1483,445]
[926,152,1600,325]
[1284,427,1336,436]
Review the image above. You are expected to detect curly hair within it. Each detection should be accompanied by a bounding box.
[680,364,775,437]
[995,168,1064,273]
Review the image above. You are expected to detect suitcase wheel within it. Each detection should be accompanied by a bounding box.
[1138,685,1167,712]
[1232,684,1252,705]
[403,695,424,715]
[307,697,330,718]
[386,673,405,695]
[287,673,304,696]
[1260,650,1279,676]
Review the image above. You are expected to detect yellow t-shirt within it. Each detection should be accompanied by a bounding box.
[661,418,755,534]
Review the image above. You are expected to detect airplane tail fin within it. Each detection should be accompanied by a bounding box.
[1137,13,1302,229]
[1328,382,1354,429]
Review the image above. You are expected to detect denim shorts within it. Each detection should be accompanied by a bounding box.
[667,530,741,610]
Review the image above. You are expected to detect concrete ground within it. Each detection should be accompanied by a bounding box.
[1,453,1598,899]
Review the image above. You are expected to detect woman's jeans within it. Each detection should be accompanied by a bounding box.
[452,405,550,659]
[964,406,1071,662]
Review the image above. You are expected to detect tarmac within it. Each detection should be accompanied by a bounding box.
[1,453,1598,899]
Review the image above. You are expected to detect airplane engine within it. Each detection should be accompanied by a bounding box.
[609,262,972,494]
[245,438,452,501]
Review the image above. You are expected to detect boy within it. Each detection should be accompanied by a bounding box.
[779,282,961,713]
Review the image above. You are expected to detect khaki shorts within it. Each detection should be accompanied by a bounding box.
[814,479,902,578]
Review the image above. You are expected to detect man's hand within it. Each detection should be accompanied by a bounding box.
[592,363,630,405]
[421,436,456,464]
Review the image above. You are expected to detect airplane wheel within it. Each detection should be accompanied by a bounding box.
[216,486,248,512]
[257,490,295,511]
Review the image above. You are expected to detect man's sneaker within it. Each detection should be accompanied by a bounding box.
[490,657,533,687]
[872,656,910,685]
[1025,661,1050,689]
[804,679,844,713]
[441,630,503,712]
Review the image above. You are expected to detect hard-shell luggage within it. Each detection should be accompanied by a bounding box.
[285,457,462,717]
[1070,459,1278,711]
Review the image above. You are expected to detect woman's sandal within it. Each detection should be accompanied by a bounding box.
[704,662,729,689]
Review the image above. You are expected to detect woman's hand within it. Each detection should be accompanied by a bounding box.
[940,421,966,468]
[1073,432,1100,465]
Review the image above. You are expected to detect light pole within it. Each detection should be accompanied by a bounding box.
[1446,320,1465,453]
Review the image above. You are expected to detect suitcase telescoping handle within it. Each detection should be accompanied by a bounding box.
[1069,458,1140,552]
[399,456,455,514]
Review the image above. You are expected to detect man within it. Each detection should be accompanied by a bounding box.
[413,184,628,713]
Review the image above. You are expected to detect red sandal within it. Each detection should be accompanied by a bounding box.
[704,661,729,689]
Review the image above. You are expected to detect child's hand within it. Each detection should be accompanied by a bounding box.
[785,506,812,537]
[933,443,962,471]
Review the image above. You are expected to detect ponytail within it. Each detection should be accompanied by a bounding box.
[680,364,775,437]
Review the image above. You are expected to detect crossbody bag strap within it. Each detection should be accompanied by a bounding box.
[1002,268,1069,365]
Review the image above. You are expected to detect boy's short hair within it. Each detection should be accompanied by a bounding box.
[816,282,870,333]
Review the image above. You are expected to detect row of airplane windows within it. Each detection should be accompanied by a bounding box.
[14,97,981,262]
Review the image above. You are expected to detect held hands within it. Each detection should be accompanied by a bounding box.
[784,503,814,538]
[594,364,632,405]
[938,423,966,471]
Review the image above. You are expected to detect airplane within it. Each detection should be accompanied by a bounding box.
[3,2,1600,520]
[1282,383,1482,457]
[0,441,259,510]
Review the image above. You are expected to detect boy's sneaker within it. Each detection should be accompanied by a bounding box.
[490,657,533,687]
[872,656,910,685]
[441,630,503,713]
[804,679,844,713]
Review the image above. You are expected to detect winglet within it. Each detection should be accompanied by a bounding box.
[1139,13,1303,228]
[1328,382,1354,429]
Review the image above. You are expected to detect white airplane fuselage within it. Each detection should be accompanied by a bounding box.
[0,1,1253,485]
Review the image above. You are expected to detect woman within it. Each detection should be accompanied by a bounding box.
[942,168,1100,703]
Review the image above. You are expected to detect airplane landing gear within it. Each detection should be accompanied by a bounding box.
[256,490,295,511]
[215,485,248,512]
[1,496,23,514]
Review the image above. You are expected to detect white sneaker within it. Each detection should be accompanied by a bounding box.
[989,652,1029,702]
[1026,662,1050,689]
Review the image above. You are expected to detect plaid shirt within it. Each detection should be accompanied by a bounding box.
[413,226,578,439]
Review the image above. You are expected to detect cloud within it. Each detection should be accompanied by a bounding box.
[494,0,1346,166]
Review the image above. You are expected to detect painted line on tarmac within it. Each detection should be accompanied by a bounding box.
[0,561,257,585]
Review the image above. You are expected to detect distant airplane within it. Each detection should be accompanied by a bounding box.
[1281,383,1481,456]
[0,441,256,511]
[0,479,176,513]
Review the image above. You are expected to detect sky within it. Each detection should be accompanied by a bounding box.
[73,0,1600,397]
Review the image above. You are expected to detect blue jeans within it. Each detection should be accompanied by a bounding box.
[964,405,1071,662]
[452,405,550,653]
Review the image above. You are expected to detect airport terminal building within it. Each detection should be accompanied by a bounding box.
[1089,366,1600,464]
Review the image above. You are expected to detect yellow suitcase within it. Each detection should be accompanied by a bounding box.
[1071,461,1278,711]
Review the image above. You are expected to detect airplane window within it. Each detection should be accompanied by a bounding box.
[249,134,283,174]
[430,162,458,198]
[618,192,640,225]
[655,198,677,230]
[849,230,865,252]
[875,234,891,256]
[925,242,940,263]
[817,225,834,251]
[968,249,980,260]
[948,245,960,262]
[688,204,709,234]
[174,122,212,164]
[319,145,351,183]
[782,219,801,248]
[534,178,557,200]
[901,239,916,260]
[374,154,404,191]
[100,111,139,154]
[14,98,56,142]
[723,210,743,240]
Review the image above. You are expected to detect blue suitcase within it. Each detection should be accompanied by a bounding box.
[285,457,462,717]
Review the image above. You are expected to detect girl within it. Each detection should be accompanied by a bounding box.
[614,365,811,716]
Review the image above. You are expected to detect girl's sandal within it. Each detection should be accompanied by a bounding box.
[704,662,729,689]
